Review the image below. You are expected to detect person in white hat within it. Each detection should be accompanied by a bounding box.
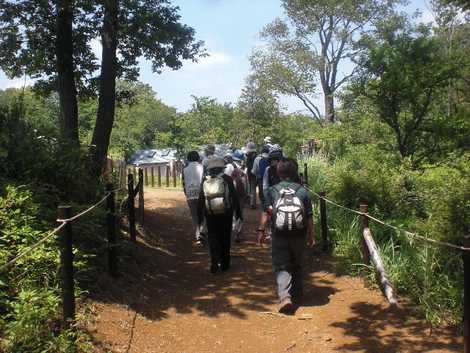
[197,156,243,274]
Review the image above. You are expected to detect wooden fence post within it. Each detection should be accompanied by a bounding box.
[127,173,136,242]
[464,234,470,353]
[144,168,148,187]
[319,191,328,252]
[157,166,162,187]
[166,165,170,188]
[138,168,144,225]
[304,163,309,186]
[151,167,155,188]
[57,206,75,329]
[172,163,177,188]
[360,204,370,265]
[106,183,117,277]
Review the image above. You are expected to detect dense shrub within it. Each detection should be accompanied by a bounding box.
[305,148,469,325]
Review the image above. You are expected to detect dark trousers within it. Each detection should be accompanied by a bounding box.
[248,174,257,208]
[271,234,306,302]
[206,212,233,268]
[256,179,264,205]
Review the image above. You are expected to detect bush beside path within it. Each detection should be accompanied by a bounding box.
[87,189,461,353]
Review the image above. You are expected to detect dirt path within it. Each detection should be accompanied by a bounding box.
[88,189,461,353]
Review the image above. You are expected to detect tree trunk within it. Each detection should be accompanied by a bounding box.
[91,0,118,173]
[324,91,335,123]
[55,0,79,146]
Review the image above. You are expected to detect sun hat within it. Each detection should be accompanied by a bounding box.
[246,142,256,152]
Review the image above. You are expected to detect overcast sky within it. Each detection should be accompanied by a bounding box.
[0,0,435,113]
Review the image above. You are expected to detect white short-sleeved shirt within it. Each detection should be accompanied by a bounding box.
[183,162,204,200]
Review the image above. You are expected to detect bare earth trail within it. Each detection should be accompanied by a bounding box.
[88,189,461,353]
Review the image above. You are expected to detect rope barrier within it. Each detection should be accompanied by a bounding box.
[0,222,67,272]
[56,193,111,223]
[305,186,470,252]
[1,187,124,272]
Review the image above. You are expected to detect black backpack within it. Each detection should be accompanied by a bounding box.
[272,184,306,236]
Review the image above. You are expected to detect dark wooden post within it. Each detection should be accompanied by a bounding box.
[319,191,328,252]
[360,204,370,265]
[299,172,304,185]
[304,163,309,186]
[157,166,162,187]
[106,183,117,277]
[151,167,155,188]
[180,161,184,186]
[172,163,177,188]
[165,165,170,188]
[464,234,470,353]
[144,167,148,187]
[57,206,75,328]
[138,168,144,225]
[127,173,136,242]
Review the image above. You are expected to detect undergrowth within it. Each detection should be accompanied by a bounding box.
[0,181,111,352]
[304,151,468,326]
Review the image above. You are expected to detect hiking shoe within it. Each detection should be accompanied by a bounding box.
[279,297,294,314]
[210,263,219,274]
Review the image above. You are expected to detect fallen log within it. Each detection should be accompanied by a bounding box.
[363,227,398,307]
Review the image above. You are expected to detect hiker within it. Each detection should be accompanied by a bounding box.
[183,151,204,244]
[245,142,257,209]
[225,153,247,242]
[251,145,270,206]
[224,153,235,177]
[258,157,315,313]
[197,156,243,273]
[202,144,216,173]
[262,144,283,193]
[263,136,275,150]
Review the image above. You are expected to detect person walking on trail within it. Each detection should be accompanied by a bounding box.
[258,158,316,314]
[252,145,270,205]
[224,153,246,243]
[263,136,275,150]
[197,156,243,274]
[183,151,204,244]
[202,144,216,173]
[262,145,283,194]
[245,142,258,209]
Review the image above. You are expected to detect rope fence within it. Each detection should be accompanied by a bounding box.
[0,168,145,331]
[301,162,470,352]
[306,186,470,252]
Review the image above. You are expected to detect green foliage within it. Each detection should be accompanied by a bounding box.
[0,0,204,96]
[304,143,469,325]
[354,21,468,163]
[0,183,95,352]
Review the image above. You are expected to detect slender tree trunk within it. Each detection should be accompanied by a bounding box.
[56,0,79,146]
[91,0,118,172]
[324,90,335,123]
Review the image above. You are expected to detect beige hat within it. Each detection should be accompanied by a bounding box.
[207,156,225,169]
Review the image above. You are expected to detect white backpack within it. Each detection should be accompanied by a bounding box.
[273,185,306,234]
[203,174,231,215]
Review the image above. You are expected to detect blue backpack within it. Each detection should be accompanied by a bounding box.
[258,157,269,180]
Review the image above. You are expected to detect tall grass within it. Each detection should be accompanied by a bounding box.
[303,154,464,326]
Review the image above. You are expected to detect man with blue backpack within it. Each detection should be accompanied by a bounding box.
[258,158,316,314]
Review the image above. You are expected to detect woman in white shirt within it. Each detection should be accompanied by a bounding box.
[183,151,204,244]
